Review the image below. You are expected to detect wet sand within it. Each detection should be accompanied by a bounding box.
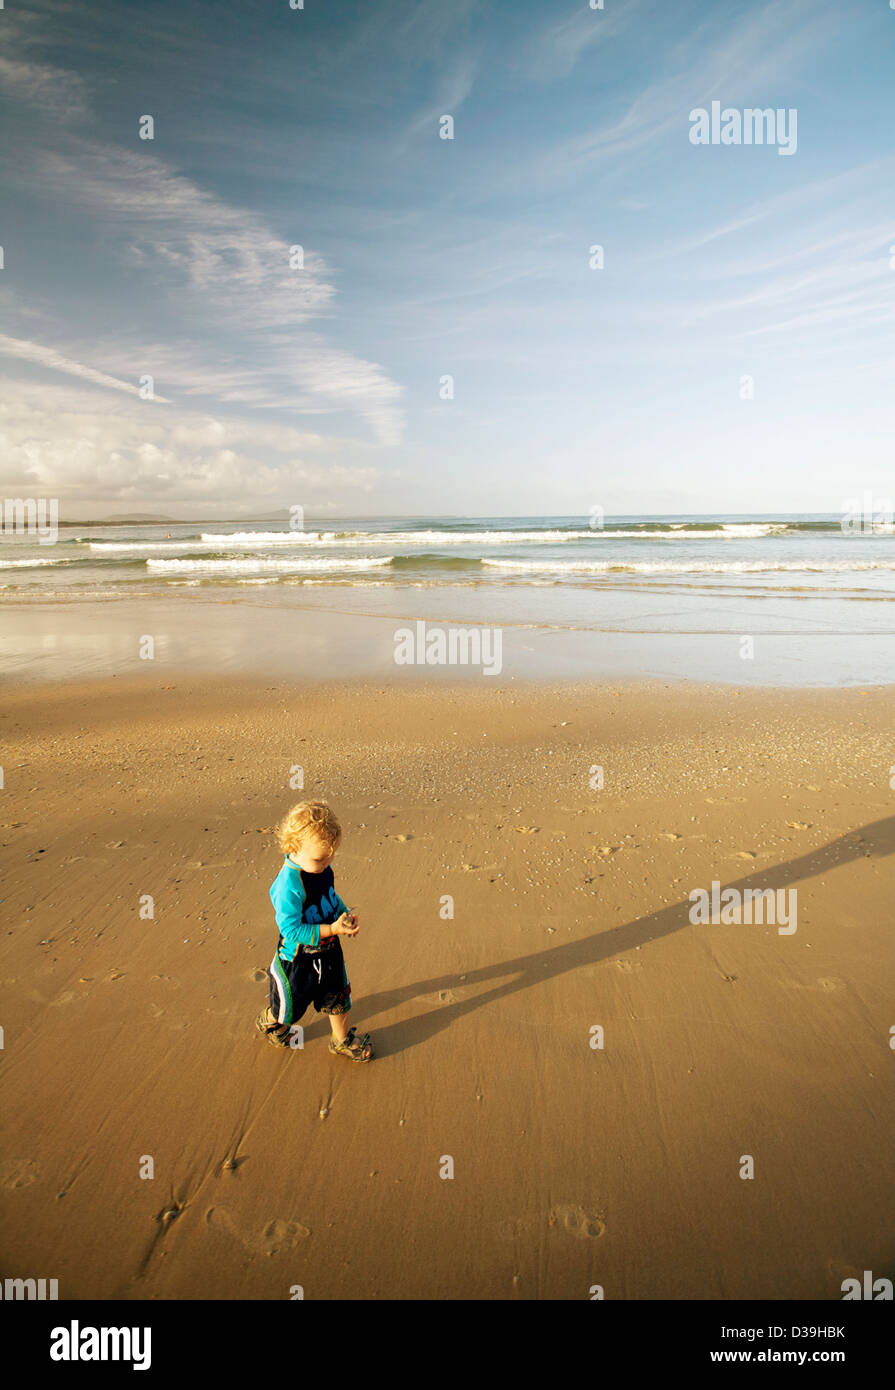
[2,591,893,687]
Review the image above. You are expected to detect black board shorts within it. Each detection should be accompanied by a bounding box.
[268,936,351,1024]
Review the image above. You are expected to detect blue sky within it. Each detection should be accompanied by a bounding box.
[2,0,894,519]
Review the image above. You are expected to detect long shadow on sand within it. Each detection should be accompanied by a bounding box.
[305,816,895,1056]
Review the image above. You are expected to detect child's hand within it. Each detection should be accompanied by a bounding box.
[335,911,359,936]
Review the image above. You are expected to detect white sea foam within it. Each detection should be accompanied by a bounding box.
[291,578,391,586]
[146,555,394,573]
[586,524,790,539]
[0,556,74,568]
[87,541,196,552]
[88,523,791,552]
[196,529,597,546]
[199,530,337,544]
[721,522,790,537]
[89,530,578,551]
[483,558,895,575]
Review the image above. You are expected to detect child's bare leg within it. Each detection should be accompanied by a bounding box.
[329,1012,351,1043]
[329,1010,372,1058]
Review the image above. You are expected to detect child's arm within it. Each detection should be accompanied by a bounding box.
[271,874,321,955]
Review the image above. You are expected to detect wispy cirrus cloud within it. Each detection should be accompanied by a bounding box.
[67,336,406,442]
[0,54,89,118]
[0,334,171,402]
[527,0,836,181]
[0,28,405,449]
[514,0,643,82]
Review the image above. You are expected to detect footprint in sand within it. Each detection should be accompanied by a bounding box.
[826,1257,865,1294]
[1,1158,38,1190]
[49,990,78,1007]
[260,1218,311,1253]
[548,1204,606,1239]
[615,960,641,973]
[146,1001,190,1030]
[251,968,268,984]
[786,976,844,994]
[205,1207,310,1255]
[498,1215,535,1240]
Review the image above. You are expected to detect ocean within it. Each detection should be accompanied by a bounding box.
[3,515,894,684]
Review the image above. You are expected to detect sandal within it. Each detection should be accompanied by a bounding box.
[255,1011,294,1048]
[329,1026,374,1062]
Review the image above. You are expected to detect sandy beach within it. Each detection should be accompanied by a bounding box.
[1,672,893,1300]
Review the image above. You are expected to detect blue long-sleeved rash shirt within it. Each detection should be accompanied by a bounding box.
[269,858,350,960]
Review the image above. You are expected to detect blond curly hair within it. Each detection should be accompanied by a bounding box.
[275,800,342,856]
